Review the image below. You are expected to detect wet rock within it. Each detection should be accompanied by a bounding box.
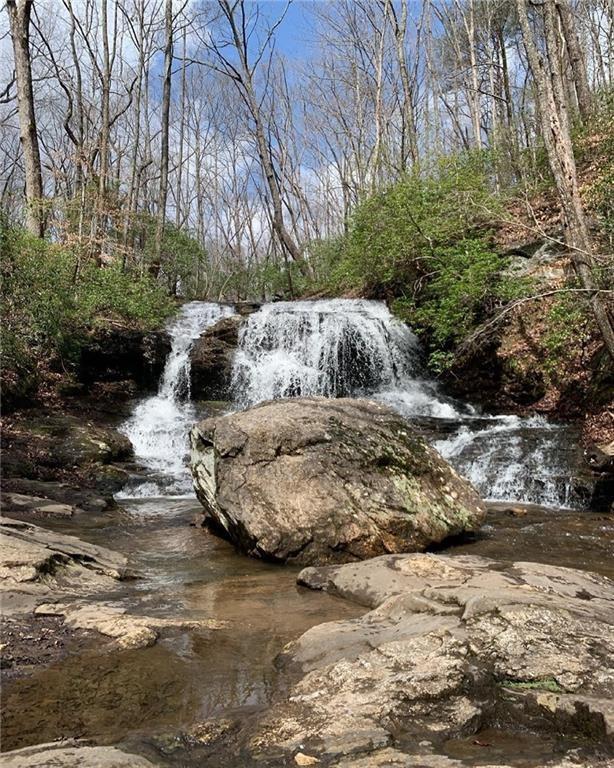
[79,325,171,391]
[330,751,466,767]
[190,398,485,565]
[2,412,133,478]
[235,301,261,316]
[190,314,242,399]
[34,601,226,651]
[0,517,133,611]
[0,492,76,518]
[0,479,108,513]
[0,740,159,767]
[329,750,610,767]
[240,554,613,763]
[87,463,131,497]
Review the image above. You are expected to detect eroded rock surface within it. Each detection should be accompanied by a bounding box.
[0,516,133,595]
[190,398,485,565]
[0,740,159,768]
[235,554,614,765]
[190,314,243,399]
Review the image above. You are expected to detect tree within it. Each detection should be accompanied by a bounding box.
[151,0,173,278]
[6,0,44,237]
[556,0,592,121]
[517,0,614,361]
[201,0,308,277]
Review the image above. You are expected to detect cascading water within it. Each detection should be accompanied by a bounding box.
[231,299,585,509]
[231,300,459,416]
[118,302,234,498]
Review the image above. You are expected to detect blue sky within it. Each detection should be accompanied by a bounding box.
[261,1,316,60]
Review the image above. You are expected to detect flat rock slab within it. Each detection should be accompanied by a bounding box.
[34,601,227,650]
[0,517,133,590]
[237,553,614,764]
[190,398,485,565]
[1,492,76,518]
[0,479,108,513]
[0,517,133,617]
[0,740,159,767]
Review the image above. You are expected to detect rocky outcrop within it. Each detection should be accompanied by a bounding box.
[1,411,134,499]
[190,398,485,565]
[236,553,614,765]
[0,740,159,768]
[189,314,242,400]
[78,325,171,391]
[0,516,134,598]
[2,413,132,476]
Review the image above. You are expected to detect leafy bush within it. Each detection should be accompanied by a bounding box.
[388,239,524,371]
[1,225,175,403]
[76,262,175,329]
[542,292,593,379]
[329,152,500,294]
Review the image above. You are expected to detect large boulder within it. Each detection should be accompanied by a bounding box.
[236,554,614,765]
[190,397,485,565]
[190,314,243,400]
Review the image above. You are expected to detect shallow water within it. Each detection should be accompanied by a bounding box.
[3,496,613,763]
[1,498,361,754]
[3,298,611,765]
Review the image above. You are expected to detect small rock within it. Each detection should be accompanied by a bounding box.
[295,753,320,766]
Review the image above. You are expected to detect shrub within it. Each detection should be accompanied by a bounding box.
[331,152,500,294]
[1,225,175,404]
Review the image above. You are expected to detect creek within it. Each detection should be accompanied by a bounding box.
[3,300,612,766]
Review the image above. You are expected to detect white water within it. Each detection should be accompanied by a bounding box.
[119,298,584,508]
[232,299,461,417]
[231,299,583,508]
[118,302,234,498]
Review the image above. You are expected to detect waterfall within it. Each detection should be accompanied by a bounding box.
[232,300,458,416]
[118,302,234,498]
[118,298,586,509]
[231,300,584,509]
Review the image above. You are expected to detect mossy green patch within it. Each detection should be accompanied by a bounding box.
[501,677,564,693]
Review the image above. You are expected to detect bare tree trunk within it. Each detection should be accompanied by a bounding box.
[213,0,308,276]
[7,0,45,237]
[175,22,187,228]
[517,0,614,361]
[151,0,173,278]
[556,0,592,121]
[384,0,418,169]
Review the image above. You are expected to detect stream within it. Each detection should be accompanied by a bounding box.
[3,300,612,765]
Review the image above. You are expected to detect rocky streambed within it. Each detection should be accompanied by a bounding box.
[1,397,613,768]
[1,299,613,768]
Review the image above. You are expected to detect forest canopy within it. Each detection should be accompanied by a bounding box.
[1,0,613,385]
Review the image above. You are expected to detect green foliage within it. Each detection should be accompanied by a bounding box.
[76,261,176,328]
[304,152,530,372]
[1,226,78,377]
[542,292,592,379]
[1,225,175,402]
[411,240,504,346]
[502,678,564,693]
[390,239,526,372]
[328,152,500,294]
